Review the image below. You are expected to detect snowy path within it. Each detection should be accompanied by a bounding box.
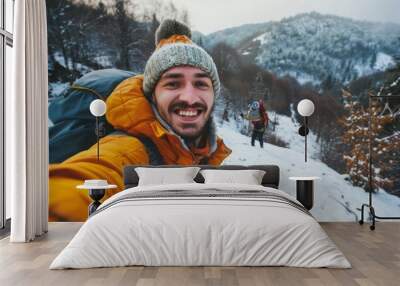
[217,120,400,221]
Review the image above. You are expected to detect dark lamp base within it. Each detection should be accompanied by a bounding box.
[88,189,105,216]
[296,180,314,210]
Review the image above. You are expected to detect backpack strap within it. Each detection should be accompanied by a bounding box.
[110,130,164,165]
[70,84,106,100]
[136,136,165,165]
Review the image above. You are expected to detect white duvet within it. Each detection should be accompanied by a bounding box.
[50,183,351,269]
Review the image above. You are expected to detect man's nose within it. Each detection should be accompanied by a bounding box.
[178,83,200,105]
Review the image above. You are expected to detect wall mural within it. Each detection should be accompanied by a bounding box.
[47,0,400,222]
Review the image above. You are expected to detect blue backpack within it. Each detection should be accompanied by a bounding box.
[49,69,164,165]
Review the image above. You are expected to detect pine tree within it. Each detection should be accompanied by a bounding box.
[376,59,400,195]
[249,72,269,102]
[114,0,132,69]
[340,89,399,191]
[197,36,204,48]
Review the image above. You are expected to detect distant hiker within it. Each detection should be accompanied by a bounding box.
[241,99,269,148]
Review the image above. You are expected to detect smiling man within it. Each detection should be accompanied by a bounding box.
[49,19,231,221]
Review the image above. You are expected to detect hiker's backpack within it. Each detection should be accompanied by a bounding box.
[246,100,269,132]
[49,69,164,165]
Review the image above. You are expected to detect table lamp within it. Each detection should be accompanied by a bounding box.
[297,99,315,162]
[89,99,107,161]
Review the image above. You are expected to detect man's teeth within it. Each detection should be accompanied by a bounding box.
[178,110,198,117]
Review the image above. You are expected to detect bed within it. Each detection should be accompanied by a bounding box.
[50,165,351,269]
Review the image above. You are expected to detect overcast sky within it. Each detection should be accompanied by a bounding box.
[168,0,400,34]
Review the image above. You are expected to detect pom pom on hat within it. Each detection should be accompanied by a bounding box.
[155,19,192,45]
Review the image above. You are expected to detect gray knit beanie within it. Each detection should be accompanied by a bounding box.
[143,19,220,98]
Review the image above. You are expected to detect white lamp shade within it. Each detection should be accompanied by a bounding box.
[297,99,315,117]
[90,99,107,117]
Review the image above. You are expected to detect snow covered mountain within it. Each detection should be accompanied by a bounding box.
[217,119,400,222]
[200,22,272,50]
[204,12,400,86]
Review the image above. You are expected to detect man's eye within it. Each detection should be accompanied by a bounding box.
[165,82,179,88]
[195,81,210,88]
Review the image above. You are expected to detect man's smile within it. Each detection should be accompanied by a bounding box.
[169,101,208,122]
[172,107,205,122]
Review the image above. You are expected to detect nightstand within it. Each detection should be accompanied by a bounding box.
[289,177,320,210]
[77,180,117,216]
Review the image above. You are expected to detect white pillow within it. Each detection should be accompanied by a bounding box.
[135,167,201,186]
[200,169,266,185]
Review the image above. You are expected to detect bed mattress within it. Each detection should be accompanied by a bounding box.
[50,183,351,269]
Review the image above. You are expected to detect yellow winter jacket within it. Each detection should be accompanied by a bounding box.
[49,75,232,222]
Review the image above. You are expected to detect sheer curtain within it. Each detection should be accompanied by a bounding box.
[8,0,48,242]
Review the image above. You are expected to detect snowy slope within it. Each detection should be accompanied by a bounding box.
[270,109,320,160]
[217,120,400,222]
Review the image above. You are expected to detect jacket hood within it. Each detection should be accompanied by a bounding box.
[106,75,155,138]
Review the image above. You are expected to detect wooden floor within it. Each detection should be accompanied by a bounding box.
[0,222,399,286]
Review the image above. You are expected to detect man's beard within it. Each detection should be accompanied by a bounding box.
[175,104,215,144]
[181,118,212,147]
[154,97,215,144]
